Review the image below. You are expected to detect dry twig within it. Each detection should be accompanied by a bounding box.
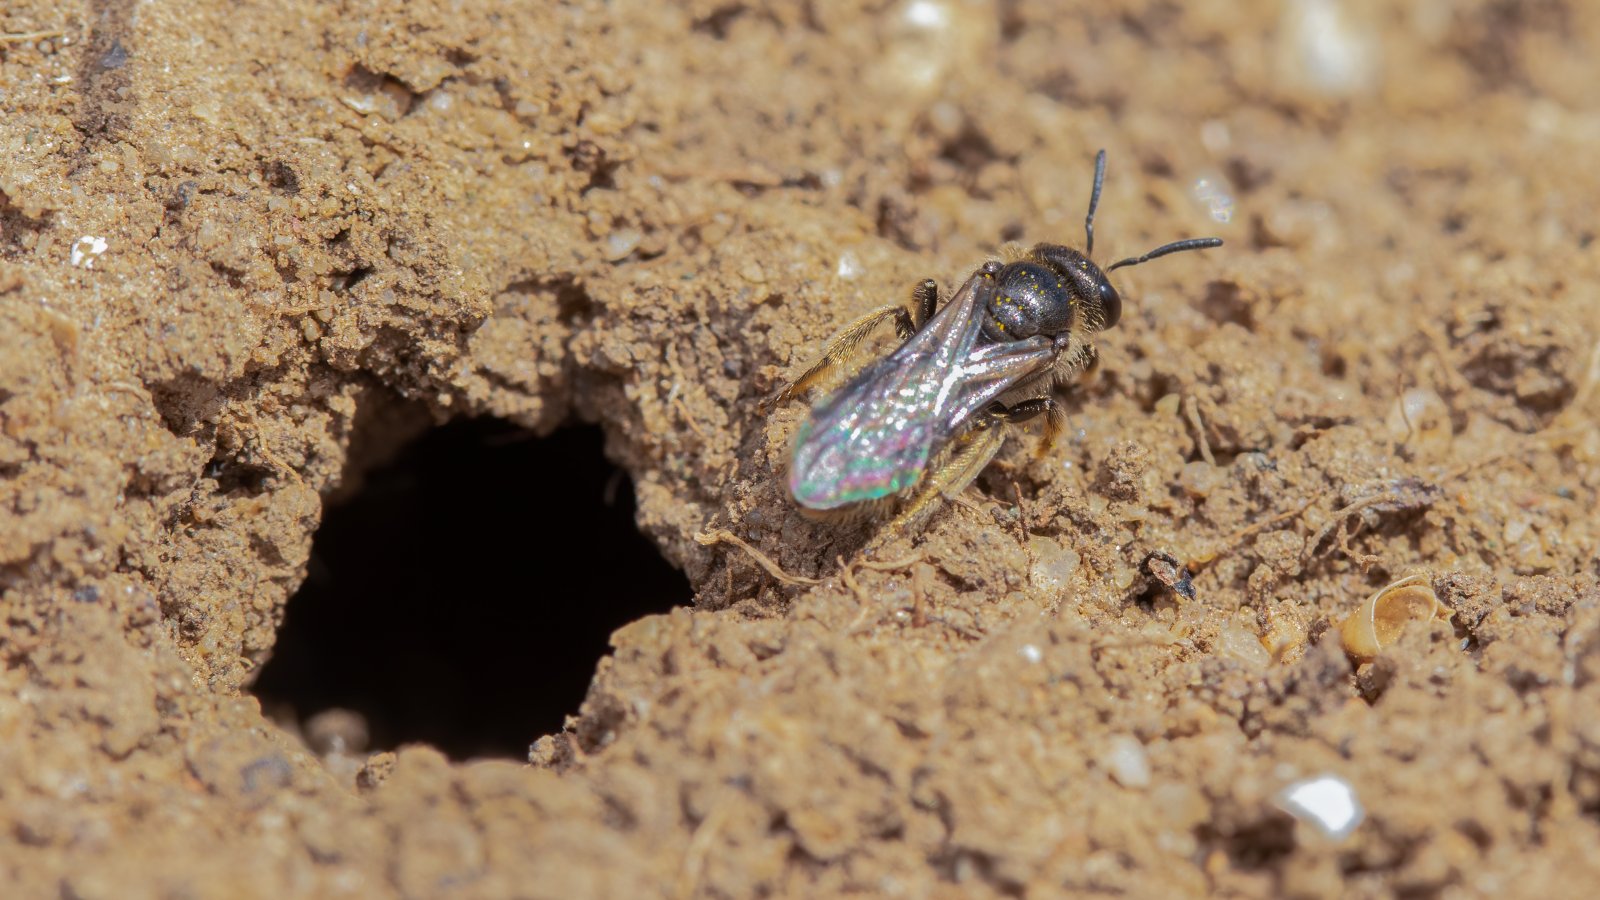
[1,30,64,43]
[693,529,820,586]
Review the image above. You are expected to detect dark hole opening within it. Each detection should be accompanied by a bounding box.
[251,418,691,761]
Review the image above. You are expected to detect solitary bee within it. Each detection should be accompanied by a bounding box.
[773,150,1222,534]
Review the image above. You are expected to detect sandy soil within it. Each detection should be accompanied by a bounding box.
[4,0,1600,896]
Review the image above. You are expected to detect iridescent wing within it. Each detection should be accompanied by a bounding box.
[789,273,1057,510]
[942,336,1058,433]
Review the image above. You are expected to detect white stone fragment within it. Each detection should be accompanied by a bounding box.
[1102,736,1152,789]
[903,0,949,30]
[1192,176,1235,224]
[1277,774,1364,840]
[835,250,862,281]
[69,235,108,268]
[606,228,642,260]
[1283,0,1376,94]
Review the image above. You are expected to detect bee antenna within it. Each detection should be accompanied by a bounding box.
[1084,149,1107,257]
[1106,237,1224,272]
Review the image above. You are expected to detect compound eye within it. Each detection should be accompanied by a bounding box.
[1097,278,1122,330]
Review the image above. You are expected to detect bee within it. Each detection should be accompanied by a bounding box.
[772,150,1222,535]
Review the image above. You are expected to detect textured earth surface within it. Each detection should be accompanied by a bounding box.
[3,0,1600,896]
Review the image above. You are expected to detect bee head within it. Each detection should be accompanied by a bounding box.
[1042,150,1224,337]
[1033,244,1122,332]
[979,150,1220,344]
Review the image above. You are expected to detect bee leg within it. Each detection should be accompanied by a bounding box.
[992,397,1066,457]
[767,302,916,408]
[910,278,938,330]
[994,398,1052,422]
[1052,342,1099,391]
[877,421,1009,540]
[1078,343,1101,380]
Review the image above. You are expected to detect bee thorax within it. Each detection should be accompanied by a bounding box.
[981,261,1075,342]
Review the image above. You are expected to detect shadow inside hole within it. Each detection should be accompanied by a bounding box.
[251,419,691,761]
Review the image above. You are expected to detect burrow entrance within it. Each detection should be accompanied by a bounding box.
[251,418,692,761]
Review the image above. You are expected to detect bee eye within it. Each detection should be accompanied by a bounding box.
[1098,278,1122,329]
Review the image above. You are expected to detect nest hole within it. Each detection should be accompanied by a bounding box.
[251,418,691,761]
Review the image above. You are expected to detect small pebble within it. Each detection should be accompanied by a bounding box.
[69,235,108,268]
[1216,616,1270,668]
[1178,460,1218,498]
[1278,774,1363,840]
[1028,536,1080,593]
[836,251,862,280]
[1102,735,1151,789]
[606,228,642,260]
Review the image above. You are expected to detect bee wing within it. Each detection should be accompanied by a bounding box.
[788,274,987,509]
[789,274,1056,510]
[942,335,1058,432]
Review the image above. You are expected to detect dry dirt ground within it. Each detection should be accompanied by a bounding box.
[4,0,1600,897]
